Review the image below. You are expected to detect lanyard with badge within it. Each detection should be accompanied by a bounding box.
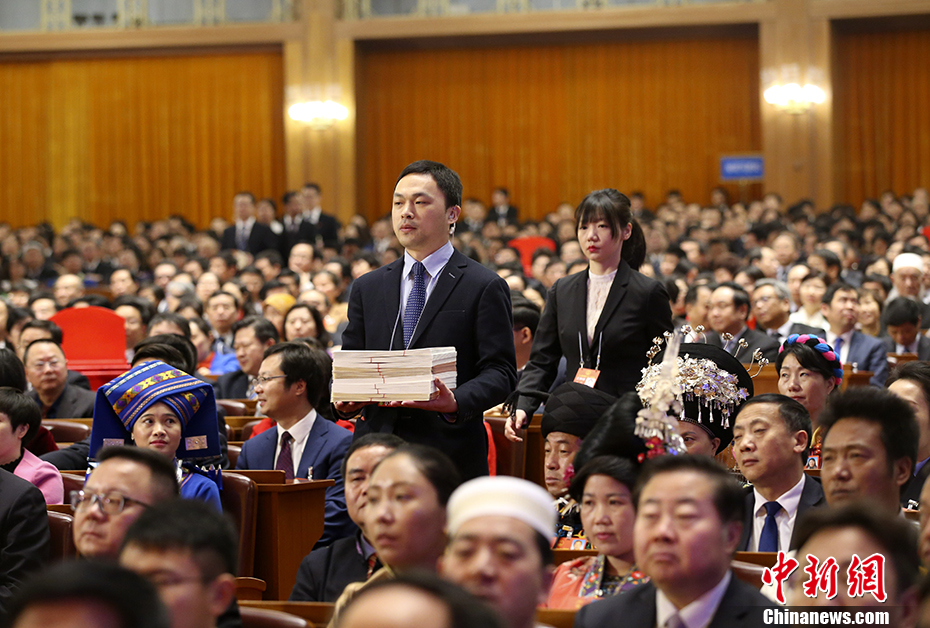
[574,332,602,388]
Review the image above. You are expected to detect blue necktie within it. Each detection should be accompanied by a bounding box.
[403,262,426,348]
[833,336,843,361]
[758,501,781,552]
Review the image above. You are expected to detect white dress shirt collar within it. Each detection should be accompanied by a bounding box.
[656,571,732,628]
[274,409,317,478]
[751,473,806,552]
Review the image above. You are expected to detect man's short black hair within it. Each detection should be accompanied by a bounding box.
[232,315,279,345]
[0,386,41,445]
[884,296,922,327]
[340,433,406,480]
[206,290,240,311]
[343,571,507,628]
[147,312,192,339]
[122,499,238,579]
[132,335,198,375]
[738,393,812,463]
[262,341,325,406]
[684,283,714,307]
[377,444,462,507]
[113,295,155,327]
[27,292,57,311]
[96,446,180,501]
[20,319,63,344]
[633,454,745,525]
[820,387,918,477]
[822,281,858,305]
[888,361,930,423]
[793,503,919,594]
[395,160,463,209]
[716,281,751,319]
[511,294,541,336]
[6,560,170,628]
[254,249,284,267]
[22,338,65,366]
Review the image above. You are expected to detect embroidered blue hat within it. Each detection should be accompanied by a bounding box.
[89,360,220,462]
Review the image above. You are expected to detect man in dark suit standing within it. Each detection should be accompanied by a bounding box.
[487,187,519,227]
[300,183,341,249]
[236,342,353,545]
[574,455,775,628]
[882,297,930,360]
[23,340,95,418]
[731,394,825,552]
[336,160,517,481]
[220,192,279,255]
[708,282,780,364]
[752,280,825,345]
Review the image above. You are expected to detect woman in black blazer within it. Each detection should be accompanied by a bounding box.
[506,189,674,441]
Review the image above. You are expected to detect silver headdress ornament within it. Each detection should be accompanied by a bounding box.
[634,330,687,457]
[636,325,764,442]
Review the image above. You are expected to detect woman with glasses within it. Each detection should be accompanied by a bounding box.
[88,360,223,509]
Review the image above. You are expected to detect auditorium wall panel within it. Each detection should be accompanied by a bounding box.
[357,35,760,221]
[0,49,285,229]
[834,27,930,204]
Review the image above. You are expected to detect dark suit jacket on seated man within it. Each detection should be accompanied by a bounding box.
[337,160,517,481]
[0,468,50,614]
[822,282,888,387]
[731,394,825,552]
[23,339,95,418]
[574,455,775,628]
[235,342,354,545]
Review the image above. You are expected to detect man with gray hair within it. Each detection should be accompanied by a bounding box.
[439,476,555,628]
[751,279,825,345]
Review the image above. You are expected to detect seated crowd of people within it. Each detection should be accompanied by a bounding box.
[5,178,930,628]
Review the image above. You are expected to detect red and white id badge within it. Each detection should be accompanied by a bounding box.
[573,368,600,388]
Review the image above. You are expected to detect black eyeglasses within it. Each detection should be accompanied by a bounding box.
[70,490,150,515]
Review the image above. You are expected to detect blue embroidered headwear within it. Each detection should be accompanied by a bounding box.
[89,360,220,463]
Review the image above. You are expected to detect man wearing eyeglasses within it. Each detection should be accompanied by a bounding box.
[72,447,179,559]
[24,339,95,419]
[235,342,354,546]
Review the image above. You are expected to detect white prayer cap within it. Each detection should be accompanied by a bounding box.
[447,476,556,539]
[893,253,924,273]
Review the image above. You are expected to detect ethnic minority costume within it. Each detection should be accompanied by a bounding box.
[89,360,223,509]
[547,555,648,609]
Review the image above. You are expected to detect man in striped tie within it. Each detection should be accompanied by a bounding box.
[235,342,354,546]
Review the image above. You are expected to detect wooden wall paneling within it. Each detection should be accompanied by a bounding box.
[0,51,285,229]
[834,28,930,203]
[357,35,761,223]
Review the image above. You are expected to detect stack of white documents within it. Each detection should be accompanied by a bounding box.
[332,347,457,402]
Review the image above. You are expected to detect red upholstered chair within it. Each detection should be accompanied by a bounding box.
[508,236,557,276]
[43,420,92,444]
[51,306,129,390]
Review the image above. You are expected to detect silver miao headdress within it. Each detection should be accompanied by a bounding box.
[634,326,763,456]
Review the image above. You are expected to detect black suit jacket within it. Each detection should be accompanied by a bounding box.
[341,248,517,480]
[290,532,372,602]
[0,469,50,613]
[28,385,96,419]
[902,459,930,507]
[882,334,930,362]
[574,576,776,628]
[738,474,826,551]
[221,223,279,256]
[486,205,519,226]
[214,370,250,400]
[517,261,673,414]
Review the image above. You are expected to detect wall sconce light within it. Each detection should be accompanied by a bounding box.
[763,83,825,114]
[288,100,349,130]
